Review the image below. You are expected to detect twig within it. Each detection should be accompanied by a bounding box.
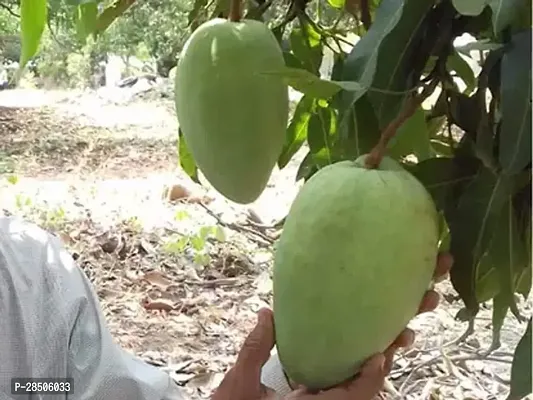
[198,202,275,247]
[364,78,440,169]
[397,353,513,394]
[0,3,19,17]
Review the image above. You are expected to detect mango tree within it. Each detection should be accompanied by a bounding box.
[17,0,531,398]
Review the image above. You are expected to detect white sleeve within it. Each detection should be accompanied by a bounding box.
[0,216,292,400]
[0,216,183,400]
[261,351,293,397]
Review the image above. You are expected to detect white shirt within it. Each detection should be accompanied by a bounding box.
[0,216,291,399]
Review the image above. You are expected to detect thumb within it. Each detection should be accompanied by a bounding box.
[343,353,386,399]
[235,308,276,374]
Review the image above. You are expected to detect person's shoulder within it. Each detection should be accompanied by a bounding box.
[0,215,57,250]
[0,215,63,277]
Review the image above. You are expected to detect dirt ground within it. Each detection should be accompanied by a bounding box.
[0,85,530,400]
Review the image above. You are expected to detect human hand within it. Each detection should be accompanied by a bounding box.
[211,252,453,400]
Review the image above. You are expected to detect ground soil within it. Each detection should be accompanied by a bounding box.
[0,86,530,400]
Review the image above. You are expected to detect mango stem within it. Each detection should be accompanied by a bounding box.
[364,78,440,169]
[229,0,242,22]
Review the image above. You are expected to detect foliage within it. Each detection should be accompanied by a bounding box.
[15,0,532,397]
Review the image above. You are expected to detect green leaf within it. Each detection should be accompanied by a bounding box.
[295,151,319,182]
[178,128,200,184]
[260,67,364,100]
[447,50,477,94]
[492,201,529,305]
[327,0,345,9]
[408,157,477,212]
[483,200,529,342]
[307,103,337,168]
[188,0,209,31]
[388,107,433,161]
[475,260,500,302]
[19,0,47,70]
[190,234,206,251]
[488,0,526,34]
[451,0,487,16]
[289,23,323,75]
[490,293,509,349]
[448,167,513,316]
[95,0,135,36]
[339,95,381,159]
[283,52,304,69]
[76,3,98,41]
[452,0,527,34]
[340,0,434,128]
[448,91,482,138]
[508,319,532,400]
[6,175,18,185]
[278,96,314,169]
[499,30,532,175]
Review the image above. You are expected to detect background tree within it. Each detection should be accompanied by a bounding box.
[11,0,533,399]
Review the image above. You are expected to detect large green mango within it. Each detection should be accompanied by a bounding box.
[273,155,440,390]
[174,18,289,204]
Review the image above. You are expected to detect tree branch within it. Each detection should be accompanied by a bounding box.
[0,2,19,17]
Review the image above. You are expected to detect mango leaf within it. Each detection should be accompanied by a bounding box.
[260,67,363,100]
[490,293,508,350]
[475,258,500,302]
[452,0,525,34]
[387,107,433,161]
[188,0,209,31]
[327,0,345,9]
[474,48,504,169]
[448,91,482,138]
[338,95,381,159]
[209,0,230,19]
[178,128,200,184]
[408,157,477,212]
[295,152,319,182]
[76,3,98,41]
[289,23,323,75]
[488,0,525,34]
[19,0,47,70]
[451,0,486,16]
[307,103,337,168]
[430,140,453,157]
[95,0,136,36]
[340,0,434,129]
[508,319,532,400]
[278,96,315,169]
[283,52,304,69]
[499,30,532,175]
[483,201,529,348]
[447,50,477,94]
[448,167,512,317]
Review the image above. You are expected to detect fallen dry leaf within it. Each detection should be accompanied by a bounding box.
[142,298,176,311]
[142,270,173,290]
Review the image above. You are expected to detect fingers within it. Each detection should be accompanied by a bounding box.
[434,252,453,282]
[392,328,415,348]
[344,354,387,399]
[312,354,386,400]
[418,290,440,314]
[234,308,275,374]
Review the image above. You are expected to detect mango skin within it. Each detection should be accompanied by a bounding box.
[272,155,440,390]
[174,18,289,204]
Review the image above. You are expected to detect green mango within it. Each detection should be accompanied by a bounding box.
[175,18,289,204]
[273,155,440,390]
